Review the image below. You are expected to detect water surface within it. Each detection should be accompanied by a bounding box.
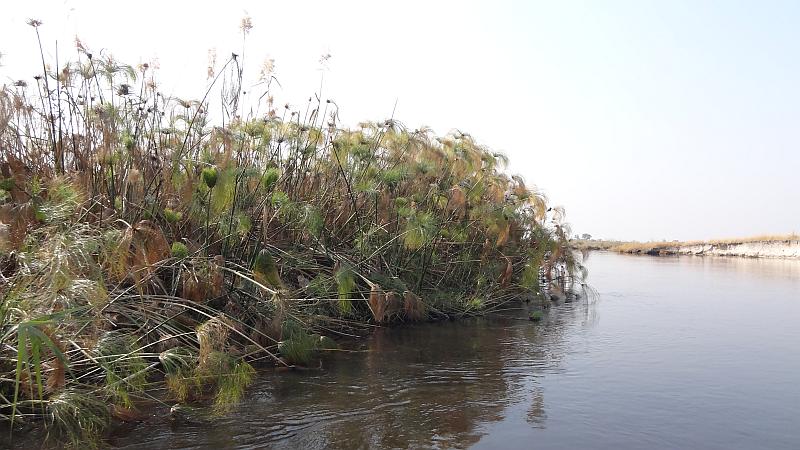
[112,253,800,449]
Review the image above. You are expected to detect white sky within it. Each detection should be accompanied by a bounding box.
[2,0,798,241]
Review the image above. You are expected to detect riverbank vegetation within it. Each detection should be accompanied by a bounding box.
[571,239,625,251]
[611,234,799,255]
[0,19,587,447]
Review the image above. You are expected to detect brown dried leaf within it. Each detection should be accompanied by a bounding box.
[499,256,513,287]
[403,290,425,321]
[368,284,386,323]
[496,222,510,247]
[385,291,403,319]
[0,203,35,250]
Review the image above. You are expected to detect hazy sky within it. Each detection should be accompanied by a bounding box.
[1,0,798,241]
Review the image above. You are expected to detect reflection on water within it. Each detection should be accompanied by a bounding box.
[109,303,594,449]
[105,254,800,449]
[637,253,800,281]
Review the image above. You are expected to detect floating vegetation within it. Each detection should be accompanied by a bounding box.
[278,320,318,366]
[0,17,587,448]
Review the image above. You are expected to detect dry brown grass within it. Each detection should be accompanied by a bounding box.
[571,239,625,251]
[704,233,799,245]
[611,233,799,253]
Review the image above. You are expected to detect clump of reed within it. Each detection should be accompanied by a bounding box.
[0,17,586,446]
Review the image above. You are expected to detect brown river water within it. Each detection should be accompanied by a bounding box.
[16,252,800,449]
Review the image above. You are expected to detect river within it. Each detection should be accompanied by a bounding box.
[109,252,800,449]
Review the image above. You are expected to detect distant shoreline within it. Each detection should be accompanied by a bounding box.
[573,234,800,259]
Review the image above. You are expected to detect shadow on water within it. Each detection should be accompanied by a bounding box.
[102,301,595,449]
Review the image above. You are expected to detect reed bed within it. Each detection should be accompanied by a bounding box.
[0,18,585,447]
